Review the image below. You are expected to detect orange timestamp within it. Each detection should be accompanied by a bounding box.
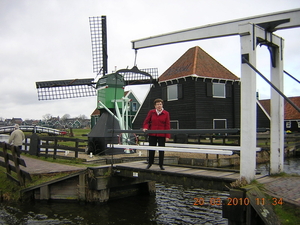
[194,197,283,206]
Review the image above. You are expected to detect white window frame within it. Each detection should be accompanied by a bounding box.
[167,84,178,101]
[213,83,226,98]
[286,121,291,129]
[213,119,227,129]
[132,102,138,112]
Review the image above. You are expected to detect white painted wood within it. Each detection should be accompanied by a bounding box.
[270,40,285,174]
[239,23,257,182]
[164,143,261,151]
[113,144,233,155]
[132,8,300,49]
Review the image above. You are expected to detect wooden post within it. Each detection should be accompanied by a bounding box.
[11,146,25,186]
[40,185,50,200]
[223,186,280,224]
[78,173,86,201]
[3,143,11,174]
[24,137,28,151]
[45,140,49,158]
[75,140,79,158]
[53,138,57,159]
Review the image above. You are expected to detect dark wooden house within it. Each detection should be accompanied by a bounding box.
[133,46,242,130]
[259,96,300,132]
[133,46,272,131]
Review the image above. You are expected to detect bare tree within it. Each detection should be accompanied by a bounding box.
[42,114,52,121]
[78,114,87,120]
[61,114,71,121]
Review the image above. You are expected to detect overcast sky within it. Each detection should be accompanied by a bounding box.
[1,0,299,121]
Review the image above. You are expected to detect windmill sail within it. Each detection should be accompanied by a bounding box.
[36,78,96,100]
[117,67,159,85]
[89,16,108,76]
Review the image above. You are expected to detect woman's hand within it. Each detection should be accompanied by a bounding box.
[143,128,148,132]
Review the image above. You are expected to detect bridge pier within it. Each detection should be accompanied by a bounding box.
[86,167,156,203]
[21,166,156,203]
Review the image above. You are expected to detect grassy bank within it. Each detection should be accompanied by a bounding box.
[0,166,74,201]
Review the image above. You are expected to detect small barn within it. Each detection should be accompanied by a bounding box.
[133,46,269,131]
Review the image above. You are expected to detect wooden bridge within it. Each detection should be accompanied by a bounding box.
[20,154,268,201]
[0,125,60,135]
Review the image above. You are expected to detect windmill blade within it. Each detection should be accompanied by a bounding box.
[117,66,159,85]
[36,78,96,100]
[89,16,108,76]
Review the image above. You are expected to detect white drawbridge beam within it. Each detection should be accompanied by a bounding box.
[132,8,300,49]
[131,9,300,182]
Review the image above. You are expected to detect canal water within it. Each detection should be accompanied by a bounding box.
[0,184,229,225]
[0,134,299,224]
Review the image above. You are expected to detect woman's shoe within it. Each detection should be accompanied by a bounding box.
[159,165,165,170]
[146,164,152,169]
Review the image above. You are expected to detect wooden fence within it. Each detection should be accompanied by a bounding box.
[23,135,88,159]
[0,142,31,186]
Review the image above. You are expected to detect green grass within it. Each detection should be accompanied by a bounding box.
[0,166,74,201]
[69,128,91,138]
[254,174,300,224]
[274,204,300,225]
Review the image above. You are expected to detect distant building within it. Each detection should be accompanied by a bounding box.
[90,109,101,129]
[11,118,23,125]
[125,90,141,128]
[259,96,300,132]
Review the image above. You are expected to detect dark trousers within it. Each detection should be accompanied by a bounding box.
[148,136,165,166]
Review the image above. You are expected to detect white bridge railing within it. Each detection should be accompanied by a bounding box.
[0,126,60,135]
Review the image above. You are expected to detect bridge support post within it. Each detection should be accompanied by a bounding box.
[239,23,257,182]
[270,40,284,174]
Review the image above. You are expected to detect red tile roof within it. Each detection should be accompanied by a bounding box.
[284,96,300,120]
[91,109,100,116]
[259,96,300,120]
[159,46,239,82]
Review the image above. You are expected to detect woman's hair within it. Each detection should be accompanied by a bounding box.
[154,98,164,105]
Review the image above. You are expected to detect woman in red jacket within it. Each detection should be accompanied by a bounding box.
[143,98,170,170]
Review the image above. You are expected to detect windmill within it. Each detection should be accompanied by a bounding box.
[35,16,158,155]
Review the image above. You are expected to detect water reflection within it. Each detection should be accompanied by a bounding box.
[0,183,229,225]
[256,157,300,175]
[0,134,9,142]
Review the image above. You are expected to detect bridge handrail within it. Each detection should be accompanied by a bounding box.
[109,128,268,134]
[113,144,234,155]
[0,125,60,135]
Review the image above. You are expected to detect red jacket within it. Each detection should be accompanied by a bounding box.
[143,109,171,138]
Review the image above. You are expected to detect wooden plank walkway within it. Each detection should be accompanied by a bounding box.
[20,155,85,175]
[113,161,267,184]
